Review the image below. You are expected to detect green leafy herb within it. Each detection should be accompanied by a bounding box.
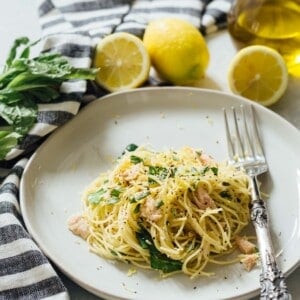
[156,200,164,208]
[122,143,138,155]
[110,249,118,256]
[149,166,168,178]
[130,191,150,203]
[111,188,121,198]
[136,227,182,273]
[150,250,183,273]
[106,197,121,204]
[87,188,106,204]
[201,166,218,176]
[133,203,141,213]
[211,167,218,176]
[170,167,177,177]
[201,166,209,175]
[130,155,143,164]
[0,37,98,159]
[0,131,21,159]
[148,166,171,184]
[219,190,231,199]
[125,143,138,152]
[107,188,122,204]
[171,207,179,218]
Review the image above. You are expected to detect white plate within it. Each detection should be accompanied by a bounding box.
[20,87,300,300]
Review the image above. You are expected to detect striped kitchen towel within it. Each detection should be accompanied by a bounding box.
[0,0,233,299]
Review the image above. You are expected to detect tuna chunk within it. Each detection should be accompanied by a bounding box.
[68,214,90,240]
[240,254,259,271]
[140,197,162,222]
[235,236,256,254]
[192,186,216,210]
[122,163,142,182]
[199,153,214,165]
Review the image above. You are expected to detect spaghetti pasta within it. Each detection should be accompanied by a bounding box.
[78,145,251,278]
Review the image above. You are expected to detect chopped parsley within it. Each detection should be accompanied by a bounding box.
[219,190,231,199]
[211,167,218,176]
[149,166,168,179]
[156,200,164,208]
[122,143,138,155]
[87,188,106,204]
[111,188,121,198]
[201,166,218,176]
[107,188,122,204]
[130,191,150,203]
[130,155,143,164]
[125,143,138,152]
[133,203,141,213]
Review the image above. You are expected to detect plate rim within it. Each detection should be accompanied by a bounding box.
[20,86,300,300]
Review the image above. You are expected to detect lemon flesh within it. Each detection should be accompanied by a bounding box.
[143,18,209,85]
[228,45,288,106]
[93,32,150,92]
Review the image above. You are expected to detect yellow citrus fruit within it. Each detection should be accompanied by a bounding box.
[228,45,288,106]
[143,18,209,85]
[93,32,150,92]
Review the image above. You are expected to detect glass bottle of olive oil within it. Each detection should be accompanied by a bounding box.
[227,0,300,77]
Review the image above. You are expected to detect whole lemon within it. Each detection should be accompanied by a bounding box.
[143,18,209,85]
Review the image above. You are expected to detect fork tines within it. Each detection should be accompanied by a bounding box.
[223,105,266,167]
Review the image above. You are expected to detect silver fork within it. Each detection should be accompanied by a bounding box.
[223,105,291,300]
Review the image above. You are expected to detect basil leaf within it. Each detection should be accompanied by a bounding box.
[150,251,183,273]
[0,37,98,160]
[87,188,106,204]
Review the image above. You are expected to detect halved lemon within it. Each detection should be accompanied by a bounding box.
[93,32,150,92]
[228,45,288,106]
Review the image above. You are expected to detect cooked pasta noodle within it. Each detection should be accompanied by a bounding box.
[81,145,251,278]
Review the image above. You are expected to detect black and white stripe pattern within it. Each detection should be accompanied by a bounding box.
[0,0,233,298]
[38,0,232,39]
[0,159,68,299]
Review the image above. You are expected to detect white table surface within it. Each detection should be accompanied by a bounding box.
[1,1,299,299]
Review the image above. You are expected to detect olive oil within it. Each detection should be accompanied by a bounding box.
[228,0,300,77]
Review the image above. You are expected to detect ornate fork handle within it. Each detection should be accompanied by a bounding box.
[250,176,292,300]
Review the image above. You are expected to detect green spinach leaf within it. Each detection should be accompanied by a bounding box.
[136,227,182,273]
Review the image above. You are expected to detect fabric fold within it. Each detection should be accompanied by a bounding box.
[0,159,68,299]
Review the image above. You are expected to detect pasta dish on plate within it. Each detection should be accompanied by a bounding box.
[68,145,257,278]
